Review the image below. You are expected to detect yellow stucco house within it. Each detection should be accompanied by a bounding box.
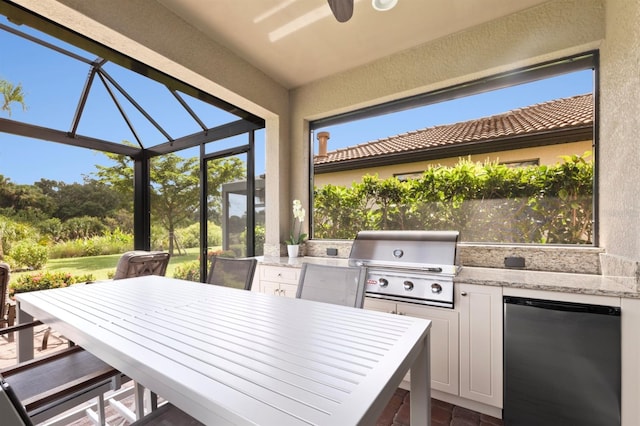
[314,94,592,187]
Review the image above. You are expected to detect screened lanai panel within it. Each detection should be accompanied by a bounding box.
[79,62,240,146]
[0,18,247,151]
[0,24,88,130]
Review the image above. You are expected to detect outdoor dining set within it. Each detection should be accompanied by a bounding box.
[0,251,432,425]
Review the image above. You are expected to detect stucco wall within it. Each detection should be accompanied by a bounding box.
[290,0,640,269]
[597,0,640,275]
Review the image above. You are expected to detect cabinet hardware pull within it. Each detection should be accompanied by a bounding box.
[461,291,468,296]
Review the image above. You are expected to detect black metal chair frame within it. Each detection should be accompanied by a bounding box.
[0,262,14,330]
[0,321,125,424]
[1,372,33,426]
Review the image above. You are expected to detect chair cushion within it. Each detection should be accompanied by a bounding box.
[114,251,170,279]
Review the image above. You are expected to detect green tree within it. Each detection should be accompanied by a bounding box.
[0,78,27,116]
[94,150,245,255]
[150,154,200,254]
[0,174,52,218]
[34,178,127,220]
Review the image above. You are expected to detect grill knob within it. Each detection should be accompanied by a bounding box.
[431,283,443,294]
[403,280,414,291]
[379,278,389,288]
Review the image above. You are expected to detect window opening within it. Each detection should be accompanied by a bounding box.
[310,53,596,245]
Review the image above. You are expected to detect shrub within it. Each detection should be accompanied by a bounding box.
[313,153,594,244]
[207,249,235,259]
[60,216,107,240]
[0,216,36,259]
[35,218,63,242]
[48,231,133,259]
[175,222,223,248]
[254,225,265,255]
[8,241,48,270]
[9,271,95,298]
[172,260,203,282]
[47,239,83,259]
[173,249,234,282]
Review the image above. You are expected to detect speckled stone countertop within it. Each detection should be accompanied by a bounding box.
[256,256,640,299]
[256,256,349,268]
[456,266,639,299]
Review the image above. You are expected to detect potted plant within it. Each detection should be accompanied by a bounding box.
[285,200,307,257]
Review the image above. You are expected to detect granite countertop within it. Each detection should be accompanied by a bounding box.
[456,266,639,299]
[256,256,350,268]
[255,256,640,299]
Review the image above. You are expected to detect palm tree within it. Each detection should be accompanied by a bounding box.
[0,78,27,116]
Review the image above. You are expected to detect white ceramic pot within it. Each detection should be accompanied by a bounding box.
[287,244,300,257]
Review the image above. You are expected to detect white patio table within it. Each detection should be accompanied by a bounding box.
[15,276,431,425]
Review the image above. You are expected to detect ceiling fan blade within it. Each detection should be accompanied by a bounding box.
[327,0,354,23]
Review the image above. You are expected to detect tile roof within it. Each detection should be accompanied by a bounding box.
[314,93,593,165]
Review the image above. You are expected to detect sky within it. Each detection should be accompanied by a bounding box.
[0,18,593,186]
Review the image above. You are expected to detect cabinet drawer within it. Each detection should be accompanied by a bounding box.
[260,265,300,284]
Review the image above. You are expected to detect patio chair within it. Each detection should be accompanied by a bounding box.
[296,263,368,308]
[0,262,14,329]
[206,256,257,290]
[113,251,171,280]
[0,323,125,424]
[1,373,32,426]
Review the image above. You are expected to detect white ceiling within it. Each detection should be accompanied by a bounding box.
[157,0,548,89]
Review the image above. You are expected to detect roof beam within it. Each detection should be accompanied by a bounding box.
[0,118,141,157]
[147,119,262,156]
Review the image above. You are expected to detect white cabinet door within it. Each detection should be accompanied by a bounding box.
[258,265,300,297]
[260,281,283,297]
[457,283,503,408]
[364,298,459,395]
[363,298,396,314]
[278,283,298,298]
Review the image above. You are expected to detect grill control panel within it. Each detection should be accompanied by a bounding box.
[365,268,455,309]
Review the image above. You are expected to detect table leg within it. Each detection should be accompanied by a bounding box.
[16,302,34,363]
[410,332,431,425]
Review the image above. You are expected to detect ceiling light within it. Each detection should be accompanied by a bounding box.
[372,0,398,11]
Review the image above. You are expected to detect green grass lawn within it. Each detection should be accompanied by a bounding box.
[12,247,201,281]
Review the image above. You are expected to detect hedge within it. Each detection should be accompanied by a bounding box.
[313,153,593,244]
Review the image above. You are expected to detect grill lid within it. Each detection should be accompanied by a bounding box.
[348,230,460,274]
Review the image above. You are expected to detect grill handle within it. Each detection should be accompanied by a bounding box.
[350,260,444,273]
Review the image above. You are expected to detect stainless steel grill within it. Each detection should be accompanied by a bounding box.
[348,230,460,308]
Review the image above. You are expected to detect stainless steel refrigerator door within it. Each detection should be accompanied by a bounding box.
[503,297,621,426]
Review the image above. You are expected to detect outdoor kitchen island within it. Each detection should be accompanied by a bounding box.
[252,255,640,424]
